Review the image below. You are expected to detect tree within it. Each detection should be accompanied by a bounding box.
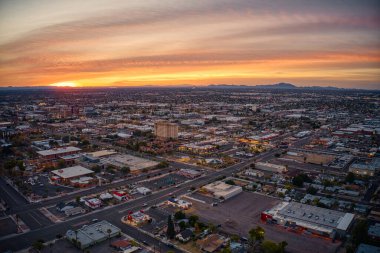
[306,186,318,195]
[174,211,186,220]
[279,241,288,253]
[57,159,66,168]
[62,135,70,143]
[121,166,130,175]
[249,226,265,242]
[188,215,199,227]
[107,228,112,245]
[225,179,235,185]
[248,226,265,253]
[166,215,175,239]
[157,161,169,169]
[178,221,187,230]
[292,173,312,187]
[351,220,369,246]
[346,172,356,184]
[32,240,45,252]
[261,240,288,253]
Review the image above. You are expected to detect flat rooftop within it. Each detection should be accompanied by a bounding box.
[271,202,354,232]
[88,150,117,158]
[37,146,81,156]
[51,165,94,179]
[103,154,158,171]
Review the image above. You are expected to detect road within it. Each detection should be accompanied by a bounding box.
[0,151,261,252]
[0,135,306,252]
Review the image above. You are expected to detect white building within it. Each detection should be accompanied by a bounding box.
[136,187,152,195]
[255,162,288,173]
[203,181,242,200]
[261,202,355,238]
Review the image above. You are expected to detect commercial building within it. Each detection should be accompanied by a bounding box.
[255,162,288,173]
[349,158,379,177]
[50,165,94,185]
[66,220,121,249]
[261,202,355,238]
[122,211,151,226]
[112,191,130,201]
[103,154,158,173]
[167,198,192,209]
[136,187,152,195]
[84,198,102,209]
[37,146,81,161]
[202,181,242,200]
[154,121,178,139]
[177,168,202,178]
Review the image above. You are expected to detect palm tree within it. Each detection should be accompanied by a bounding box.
[248,226,265,252]
[107,228,112,246]
[74,230,78,247]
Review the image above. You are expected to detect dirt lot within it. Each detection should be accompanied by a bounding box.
[185,191,341,253]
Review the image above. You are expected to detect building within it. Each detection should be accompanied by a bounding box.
[154,121,178,139]
[122,211,151,226]
[66,220,121,249]
[50,165,94,185]
[349,158,380,177]
[136,187,152,195]
[356,243,380,253]
[167,198,192,209]
[37,146,81,161]
[244,169,264,178]
[112,191,130,201]
[261,202,355,239]
[368,223,380,241]
[176,229,194,242]
[177,168,202,179]
[202,181,242,200]
[255,162,288,173]
[103,154,158,173]
[196,234,225,253]
[84,198,102,209]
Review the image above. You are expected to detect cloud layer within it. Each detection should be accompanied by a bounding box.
[0,0,379,88]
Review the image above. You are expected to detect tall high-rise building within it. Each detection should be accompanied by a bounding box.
[154,121,178,139]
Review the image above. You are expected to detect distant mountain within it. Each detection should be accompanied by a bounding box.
[254,82,297,89]
[208,82,344,90]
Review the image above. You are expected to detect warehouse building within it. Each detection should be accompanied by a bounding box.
[255,162,288,173]
[50,165,94,186]
[202,181,242,200]
[261,202,355,239]
[37,146,81,161]
[66,220,121,249]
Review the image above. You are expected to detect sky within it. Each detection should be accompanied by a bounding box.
[0,0,379,89]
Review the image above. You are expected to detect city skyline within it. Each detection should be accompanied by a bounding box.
[1,0,380,89]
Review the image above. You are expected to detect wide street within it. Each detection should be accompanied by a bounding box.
[0,151,261,252]
[0,136,309,252]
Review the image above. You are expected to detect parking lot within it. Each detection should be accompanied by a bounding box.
[140,174,187,191]
[185,191,340,253]
[20,174,74,199]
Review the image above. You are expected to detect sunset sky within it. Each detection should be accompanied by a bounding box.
[0,0,379,89]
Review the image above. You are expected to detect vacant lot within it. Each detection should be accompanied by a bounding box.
[185,192,340,253]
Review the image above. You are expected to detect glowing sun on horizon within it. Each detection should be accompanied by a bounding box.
[50,81,78,87]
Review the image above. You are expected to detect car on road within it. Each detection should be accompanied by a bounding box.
[142,203,148,207]
[142,240,149,245]
[92,219,99,222]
